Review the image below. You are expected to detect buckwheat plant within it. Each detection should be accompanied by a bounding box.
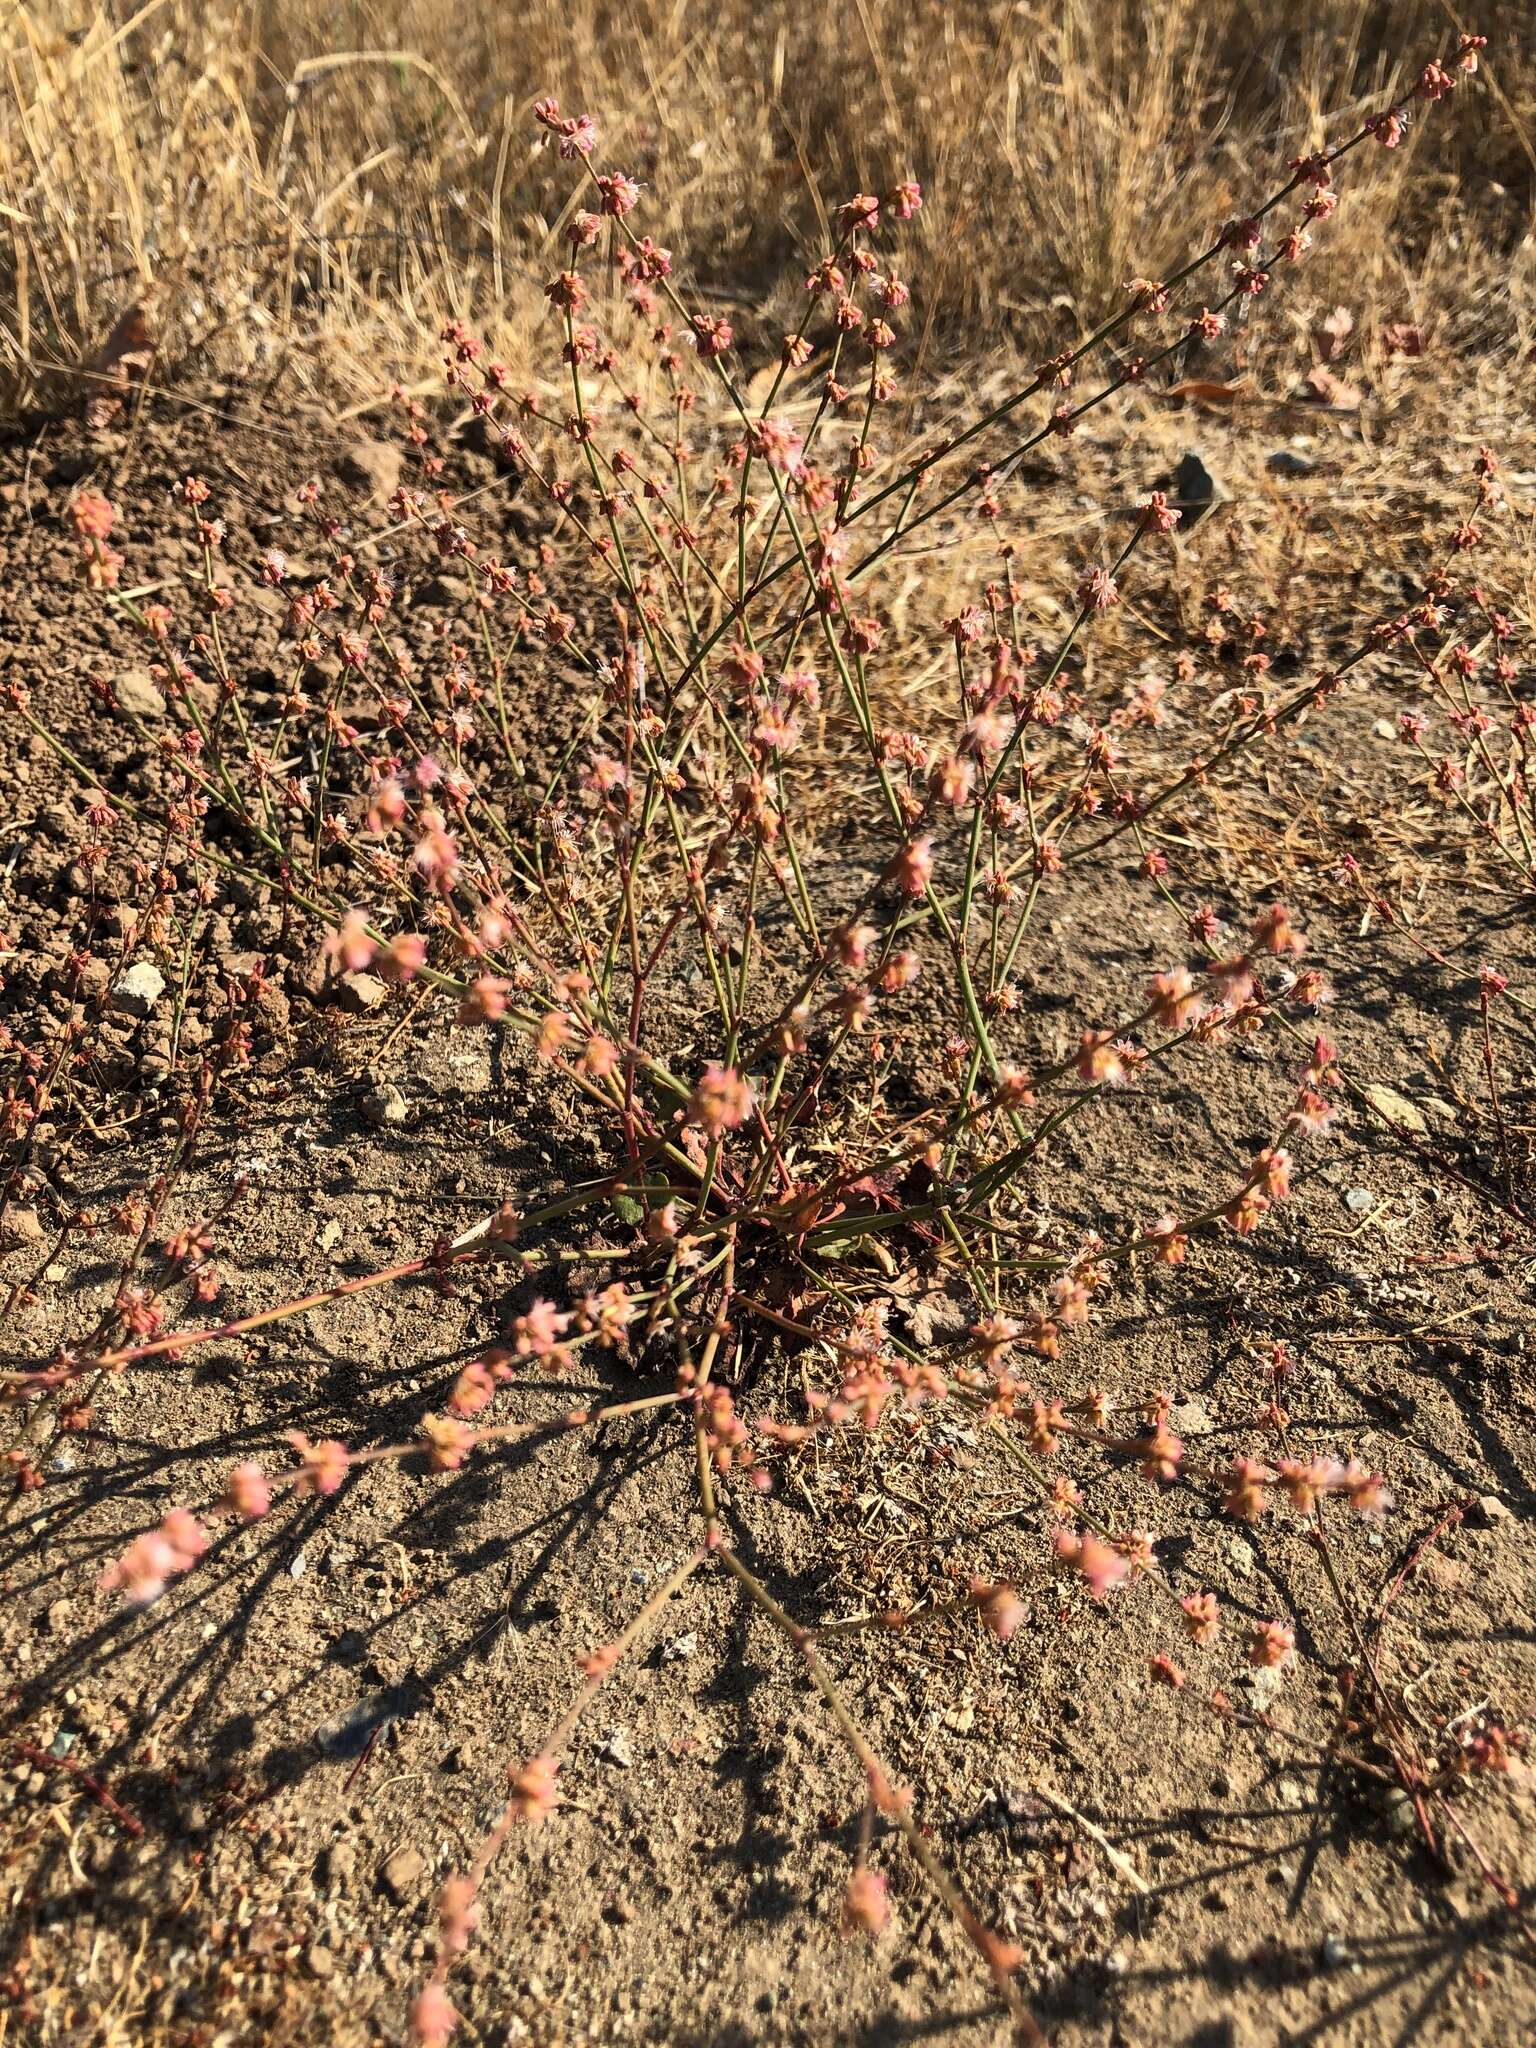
[8,28,1527,2042]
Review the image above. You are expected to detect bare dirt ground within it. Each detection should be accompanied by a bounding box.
[2,371,1534,2048]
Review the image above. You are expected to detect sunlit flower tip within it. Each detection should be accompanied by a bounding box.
[507,1753,560,1824]
[1337,1458,1392,1519]
[420,1415,474,1472]
[692,313,734,358]
[1252,1146,1293,1200]
[1139,490,1180,534]
[411,1980,459,2048]
[1076,565,1119,611]
[1248,1620,1295,1670]
[438,1875,480,1954]
[645,1201,679,1245]
[969,1314,1020,1364]
[458,974,509,1025]
[378,932,427,983]
[688,1063,755,1137]
[534,1010,572,1059]
[597,172,641,216]
[70,490,115,541]
[1251,902,1306,956]
[325,909,377,974]
[287,1432,350,1497]
[578,1034,621,1080]
[1179,1590,1221,1645]
[878,948,921,992]
[221,1460,272,1521]
[1077,1029,1126,1087]
[98,1533,169,1604]
[889,835,933,896]
[1053,1527,1129,1600]
[1146,965,1200,1029]
[837,192,881,233]
[750,417,806,475]
[1149,1651,1185,1688]
[841,1867,891,1934]
[1141,1426,1183,1482]
[1148,1215,1188,1264]
[449,1361,496,1419]
[513,1298,572,1359]
[1223,1457,1269,1521]
[994,1065,1035,1108]
[160,1509,209,1568]
[971,1578,1026,1641]
[887,179,922,220]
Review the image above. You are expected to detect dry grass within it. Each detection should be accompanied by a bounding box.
[2,0,1534,420]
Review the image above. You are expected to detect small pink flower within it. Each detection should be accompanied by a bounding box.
[221,1461,271,1521]
[841,1866,891,1934]
[1180,1591,1221,1645]
[411,1980,459,2048]
[971,1578,1025,1641]
[1076,566,1119,612]
[1248,1620,1295,1670]
[71,491,115,541]
[688,1063,755,1137]
[507,1753,559,1824]
[1223,1457,1269,1520]
[100,1531,178,1605]
[1251,901,1306,956]
[1053,1528,1129,1601]
[325,910,377,974]
[889,836,933,897]
[287,1432,349,1497]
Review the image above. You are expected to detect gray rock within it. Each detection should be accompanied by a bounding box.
[1470,1493,1512,1529]
[1169,1397,1214,1438]
[378,1844,427,1901]
[336,970,388,1014]
[1360,1082,1428,1136]
[110,961,166,1018]
[413,573,472,609]
[114,668,166,721]
[361,1083,407,1128]
[334,438,402,502]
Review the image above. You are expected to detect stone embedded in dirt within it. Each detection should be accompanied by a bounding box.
[1169,1397,1214,1437]
[113,667,167,722]
[1,1206,45,1249]
[110,961,166,1018]
[1360,1082,1429,1135]
[597,1728,634,1769]
[417,1035,493,1098]
[361,1082,408,1128]
[378,1845,427,1901]
[1243,1664,1285,1713]
[305,1946,337,1979]
[250,979,291,1036]
[413,573,472,609]
[1469,1493,1512,1529]
[336,970,388,1014]
[333,438,402,502]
